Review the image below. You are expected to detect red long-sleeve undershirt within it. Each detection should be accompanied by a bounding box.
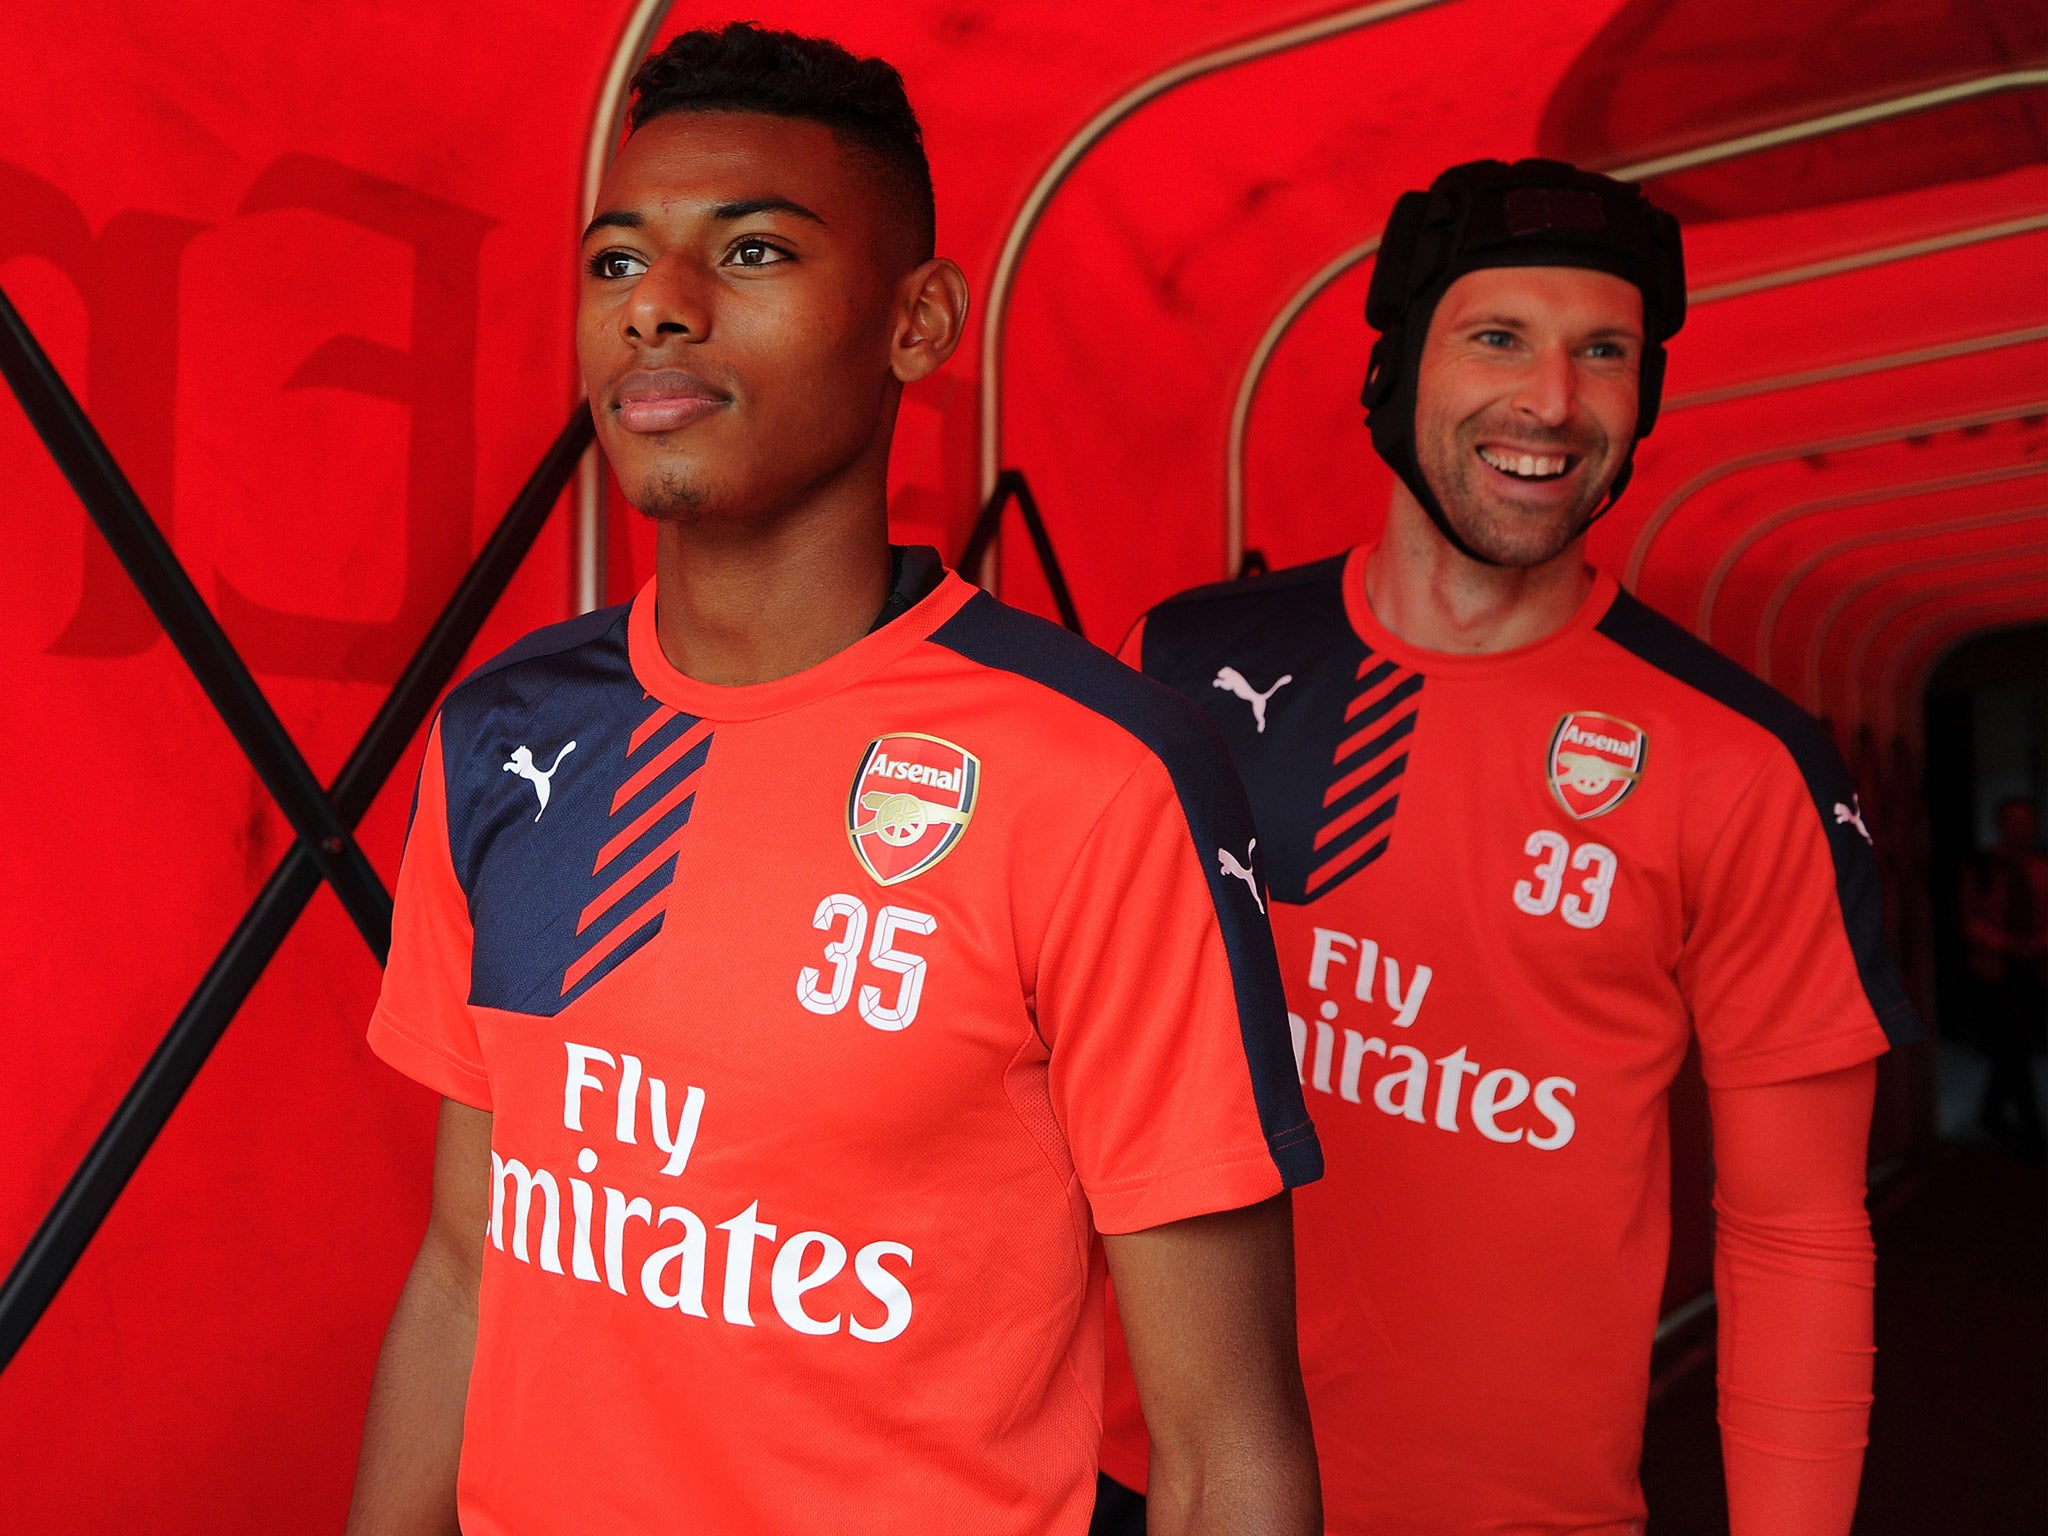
[1709,1058,1877,1536]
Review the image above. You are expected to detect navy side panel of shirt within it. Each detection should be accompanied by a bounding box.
[1597,591,1921,1045]
[932,591,1323,1188]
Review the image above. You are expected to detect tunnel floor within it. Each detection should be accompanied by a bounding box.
[1641,1061,2048,1533]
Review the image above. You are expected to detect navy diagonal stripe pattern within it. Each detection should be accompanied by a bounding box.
[557,713,710,1007]
[437,607,711,1017]
[1307,650,1424,900]
[1131,554,1406,906]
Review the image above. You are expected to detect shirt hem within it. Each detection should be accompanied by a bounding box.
[1087,1144,1288,1236]
[368,1005,493,1111]
[1700,1023,1891,1091]
[1098,1440,1149,1496]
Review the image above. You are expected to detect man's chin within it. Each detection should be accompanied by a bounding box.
[1447,503,1593,568]
[622,469,712,525]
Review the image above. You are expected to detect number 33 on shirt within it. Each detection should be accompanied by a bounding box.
[1513,831,1618,929]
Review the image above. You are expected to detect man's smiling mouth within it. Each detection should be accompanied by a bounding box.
[1476,444,1575,482]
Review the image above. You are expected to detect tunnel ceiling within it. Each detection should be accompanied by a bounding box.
[1541,0,2048,219]
[973,0,2047,744]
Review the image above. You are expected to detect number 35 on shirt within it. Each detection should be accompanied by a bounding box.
[797,894,938,1031]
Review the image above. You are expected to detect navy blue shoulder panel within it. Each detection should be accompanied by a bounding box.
[435,605,712,1017]
[1140,556,1424,904]
[402,605,636,846]
[1596,590,1920,1045]
[930,593,1323,1189]
[1143,551,1352,620]
[455,603,632,689]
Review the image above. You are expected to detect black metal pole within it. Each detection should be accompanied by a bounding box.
[0,284,393,956]
[956,476,1013,584]
[1004,472,1085,636]
[328,407,595,823]
[957,469,1084,636]
[0,406,595,1373]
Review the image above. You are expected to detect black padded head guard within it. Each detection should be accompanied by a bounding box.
[1361,158,1686,564]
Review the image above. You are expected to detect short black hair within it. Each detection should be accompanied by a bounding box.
[627,22,936,263]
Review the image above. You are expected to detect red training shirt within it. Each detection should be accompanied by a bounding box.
[1101,546,1915,1535]
[370,549,1319,1536]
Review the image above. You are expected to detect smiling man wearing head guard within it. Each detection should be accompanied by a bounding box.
[1363,159,1687,568]
[1098,159,1919,1534]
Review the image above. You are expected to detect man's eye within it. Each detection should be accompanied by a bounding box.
[1476,329,1517,348]
[587,251,646,281]
[728,239,791,268]
[1586,341,1631,361]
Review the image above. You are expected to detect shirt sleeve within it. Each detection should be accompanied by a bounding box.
[367,718,492,1109]
[1034,750,1321,1235]
[1679,748,1901,1090]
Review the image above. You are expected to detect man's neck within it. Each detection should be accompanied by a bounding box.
[650,490,894,688]
[1362,487,1595,655]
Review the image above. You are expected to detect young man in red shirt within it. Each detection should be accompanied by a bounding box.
[1100,159,1918,1534]
[346,25,1321,1535]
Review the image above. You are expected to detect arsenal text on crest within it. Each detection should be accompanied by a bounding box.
[1547,711,1647,820]
[847,733,980,886]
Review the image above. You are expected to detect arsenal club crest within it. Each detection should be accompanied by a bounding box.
[847,733,980,885]
[1547,711,1647,820]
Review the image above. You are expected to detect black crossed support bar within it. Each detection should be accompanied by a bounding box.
[0,279,596,1371]
[0,288,395,956]
[960,468,1085,636]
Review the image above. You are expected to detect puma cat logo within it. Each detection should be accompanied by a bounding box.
[1833,796,1872,845]
[504,741,577,821]
[1218,839,1264,913]
[1214,666,1292,733]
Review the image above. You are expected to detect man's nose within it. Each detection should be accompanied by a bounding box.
[624,253,712,345]
[1509,343,1575,427]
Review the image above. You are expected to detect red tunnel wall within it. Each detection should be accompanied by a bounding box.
[3,2,2040,1527]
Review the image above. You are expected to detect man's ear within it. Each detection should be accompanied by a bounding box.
[890,258,970,384]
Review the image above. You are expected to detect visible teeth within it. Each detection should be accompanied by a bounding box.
[1480,446,1568,478]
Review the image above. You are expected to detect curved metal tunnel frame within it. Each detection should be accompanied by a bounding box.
[1639,404,2048,728]
[1627,402,2048,590]
[568,3,2048,727]
[1773,498,2048,689]
[1858,566,2048,728]
[1223,89,2048,577]
[1699,461,2048,652]
[1796,506,2048,703]
[1895,593,2048,723]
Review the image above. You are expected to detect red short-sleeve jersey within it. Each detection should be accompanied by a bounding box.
[1101,546,1915,1534]
[369,550,1318,1536]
